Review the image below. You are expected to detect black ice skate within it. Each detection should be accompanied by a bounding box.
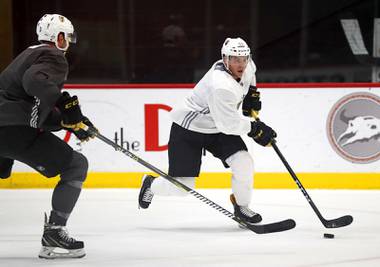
[138,174,155,209]
[38,213,85,259]
[230,194,262,224]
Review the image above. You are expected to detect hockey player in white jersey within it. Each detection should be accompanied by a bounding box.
[138,37,276,226]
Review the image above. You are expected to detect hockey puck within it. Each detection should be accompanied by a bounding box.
[323,233,335,239]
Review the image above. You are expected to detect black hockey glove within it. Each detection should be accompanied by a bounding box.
[56,92,84,130]
[248,121,277,147]
[67,117,97,142]
[242,86,261,118]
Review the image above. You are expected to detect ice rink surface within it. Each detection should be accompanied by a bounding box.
[0,188,379,267]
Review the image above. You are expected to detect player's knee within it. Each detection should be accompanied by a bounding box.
[61,152,88,183]
[77,153,89,182]
[72,152,88,182]
[227,151,254,181]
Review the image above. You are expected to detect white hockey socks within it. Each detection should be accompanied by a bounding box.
[151,176,195,196]
[225,150,254,206]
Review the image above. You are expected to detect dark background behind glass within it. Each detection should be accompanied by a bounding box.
[7,0,380,83]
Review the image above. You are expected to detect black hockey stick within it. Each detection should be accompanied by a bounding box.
[84,126,295,234]
[271,140,353,228]
[251,113,353,228]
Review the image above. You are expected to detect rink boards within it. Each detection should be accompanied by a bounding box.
[1,83,379,189]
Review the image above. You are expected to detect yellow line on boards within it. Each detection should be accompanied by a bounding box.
[0,172,379,189]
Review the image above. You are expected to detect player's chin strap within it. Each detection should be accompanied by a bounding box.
[78,123,296,234]
[251,111,353,229]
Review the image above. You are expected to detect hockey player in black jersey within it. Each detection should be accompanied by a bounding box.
[139,37,276,227]
[0,14,96,259]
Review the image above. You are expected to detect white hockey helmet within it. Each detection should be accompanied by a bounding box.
[221,37,250,58]
[36,14,76,51]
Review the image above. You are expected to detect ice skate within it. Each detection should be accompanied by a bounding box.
[230,194,262,225]
[38,213,85,259]
[138,174,155,209]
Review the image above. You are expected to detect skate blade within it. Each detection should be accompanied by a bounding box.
[38,246,85,259]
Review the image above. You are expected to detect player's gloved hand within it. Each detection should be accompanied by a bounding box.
[56,92,83,131]
[67,117,97,142]
[242,86,261,118]
[248,121,277,147]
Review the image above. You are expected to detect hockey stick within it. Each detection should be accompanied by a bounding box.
[252,114,353,228]
[84,125,295,234]
[271,140,353,228]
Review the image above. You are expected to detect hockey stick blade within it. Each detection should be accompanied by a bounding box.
[86,126,296,234]
[324,215,353,228]
[189,189,295,234]
[243,219,296,234]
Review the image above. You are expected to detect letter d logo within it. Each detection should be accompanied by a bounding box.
[144,104,172,151]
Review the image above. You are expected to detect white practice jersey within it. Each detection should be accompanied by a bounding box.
[171,59,257,135]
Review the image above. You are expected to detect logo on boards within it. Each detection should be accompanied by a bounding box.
[326,92,380,163]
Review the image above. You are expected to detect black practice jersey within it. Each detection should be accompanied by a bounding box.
[0,44,68,128]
